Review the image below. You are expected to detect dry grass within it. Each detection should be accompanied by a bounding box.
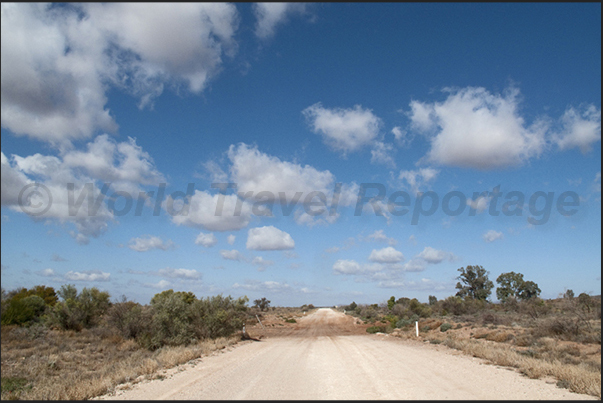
[1,325,241,400]
[403,327,601,399]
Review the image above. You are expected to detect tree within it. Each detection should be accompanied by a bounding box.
[428,295,438,306]
[253,297,270,311]
[564,289,575,300]
[496,272,541,302]
[387,296,396,310]
[455,265,493,301]
[518,280,541,301]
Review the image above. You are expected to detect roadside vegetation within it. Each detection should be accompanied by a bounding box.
[0,285,293,400]
[340,265,601,398]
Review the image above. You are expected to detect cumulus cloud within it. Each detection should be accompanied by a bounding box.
[418,246,451,264]
[1,3,239,145]
[366,229,397,246]
[195,232,218,247]
[128,236,175,252]
[64,270,110,281]
[227,234,236,245]
[157,267,202,280]
[370,141,396,168]
[332,259,382,275]
[3,151,113,241]
[303,103,382,155]
[62,134,165,194]
[408,86,548,169]
[246,225,295,251]
[252,256,274,270]
[253,3,307,39]
[398,168,439,194]
[36,268,56,277]
[2,134,164,242]
[144,279,171,289]
[220,249,245,261]
[170,190,253,232]
[368,246,404,264]
[228,143,335,204]
[401,259,428,272]
[554,105,601,153]
[482,230,504,243]
[467,194,490,213]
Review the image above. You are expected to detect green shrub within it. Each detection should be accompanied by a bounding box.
[1,295,46,326]
[105,300,151,339]
[46,285,111,331]
[285,318,296,323]
[366,325,386,334]
[440,323,453,332]
[1,377,30,395]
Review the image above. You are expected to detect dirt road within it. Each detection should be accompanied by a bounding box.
[99,308,594,400]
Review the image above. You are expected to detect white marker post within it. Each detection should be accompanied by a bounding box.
[415,321,419,337]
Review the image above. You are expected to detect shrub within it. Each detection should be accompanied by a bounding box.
[46,285,111,331]
[191,295,249,340]
[285,318,296,323]
[105,299,151,340]
[148,292,197,348]
[440,323,453,332]
[1,295,46,326]
[366,325,386,334]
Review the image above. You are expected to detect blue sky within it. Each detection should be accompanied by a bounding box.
[1,3,601,306]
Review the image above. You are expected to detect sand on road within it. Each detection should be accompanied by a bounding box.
[97,308,595,400]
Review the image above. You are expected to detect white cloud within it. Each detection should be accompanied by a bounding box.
[195,232,218,247]
[62,134,165,193]
[370,141,396,168]
[303,103,382,155]
[2,134,164,242]
[64,270,110,281]
[128,236,174,252]
[228,143,335,204]
[366,230,397,246]
[36,268,56,277]
[157,267,201,279]
[227,234,236,245]
[554,105,601,153]
[246,225,295,251]
[368,246,404,264]
[409,86,548,169]
[253,3,307,39]
[220,249,245,261]
[1,3,239,145]
[467,194,490,213]
[401,259,427,272]
[418,247,450,264]
[332,259,382,275]
[144,279,172,289]
[398,168,439,194]
[391,126,412,147]
[482,230,504,243]
[170,190,253,232]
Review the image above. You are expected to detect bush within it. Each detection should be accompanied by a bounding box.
[105,299,151,340]
[46,285,111,331]
[366,325,386,334]
[1,295,46,326]
[440,323,453,332]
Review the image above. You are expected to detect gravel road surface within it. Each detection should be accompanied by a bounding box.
[98,308,595,400]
